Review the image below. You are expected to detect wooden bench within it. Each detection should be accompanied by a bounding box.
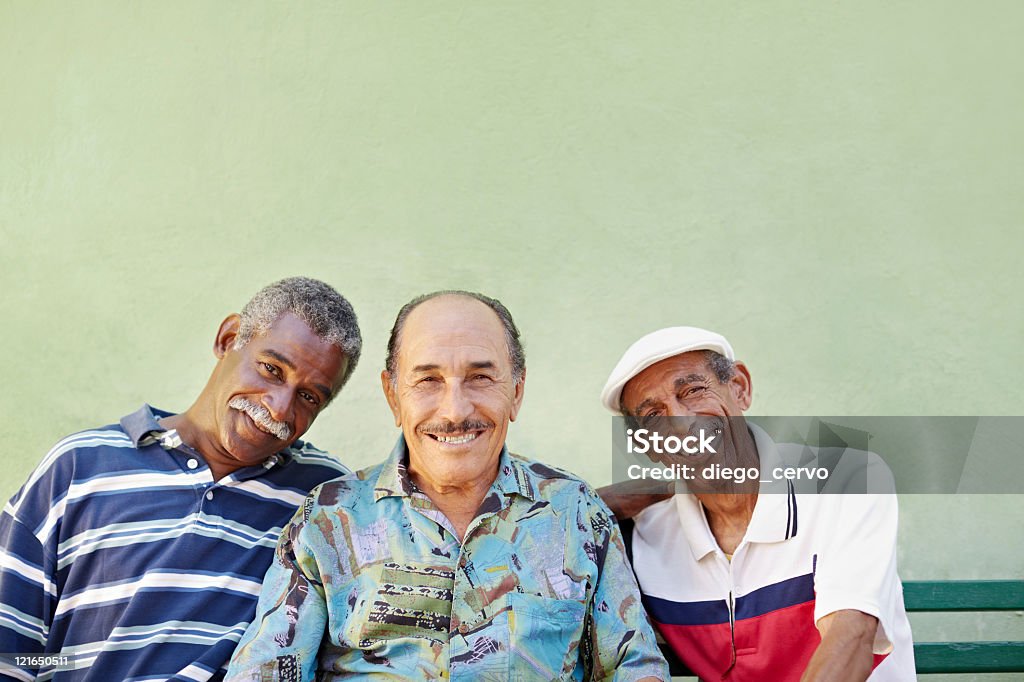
[660,580,1024,678]
[904,580,1024,675]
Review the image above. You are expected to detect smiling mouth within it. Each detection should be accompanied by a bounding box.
[428,432,481,445]
[247,413,278,437]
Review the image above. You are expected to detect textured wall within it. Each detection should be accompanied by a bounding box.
[2,2,1022,661]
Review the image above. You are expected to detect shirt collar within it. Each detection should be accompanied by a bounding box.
[120,404,174,447]
[373,436,536,503]
[118,403,293,468]
[743,423,798,544]
[673,422,796,559]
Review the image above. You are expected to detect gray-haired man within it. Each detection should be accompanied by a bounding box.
[0,277,360,681]
[598,326,915,682]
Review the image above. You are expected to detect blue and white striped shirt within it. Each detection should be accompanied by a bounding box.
[0,405,350,682]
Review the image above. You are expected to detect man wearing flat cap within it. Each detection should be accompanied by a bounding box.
[598,327,915,681]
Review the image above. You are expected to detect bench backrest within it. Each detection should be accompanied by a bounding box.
[903,580,1024,675]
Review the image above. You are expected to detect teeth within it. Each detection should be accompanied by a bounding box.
[436,433,478,444]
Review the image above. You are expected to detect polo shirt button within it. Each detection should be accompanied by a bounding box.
[458,623,468,634]
[186,459,199,470]
[205,491,214,501]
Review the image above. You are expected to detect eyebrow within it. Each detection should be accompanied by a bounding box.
[410,361,498,373]
[264,349,296,370]
[633,398,661,417]
[674,374,710,391]
[410,364,440,374]
[264,349,333,401]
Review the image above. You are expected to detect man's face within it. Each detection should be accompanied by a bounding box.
[209,311,348,470]
[621,351,752,466]
[382,296,524,489]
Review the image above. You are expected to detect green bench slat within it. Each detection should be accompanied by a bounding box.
[903,580,1024,612]
[914,641,1024,674]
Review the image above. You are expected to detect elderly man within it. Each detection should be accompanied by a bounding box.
[0,277,361,681]
[597,327,915,682]
[226,291,668,681]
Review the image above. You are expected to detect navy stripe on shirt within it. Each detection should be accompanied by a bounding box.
[0,405,348,682]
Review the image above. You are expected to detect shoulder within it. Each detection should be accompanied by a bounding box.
[16,422,133,492]
[301,460,387,514]
[284,436,352,477]
[510,453,594,494]
[509,453,615,524]
[4,421,135,524]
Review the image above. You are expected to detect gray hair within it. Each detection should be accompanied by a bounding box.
[705,350,736,384]
[386,290,525,385]
[235,277,362,389]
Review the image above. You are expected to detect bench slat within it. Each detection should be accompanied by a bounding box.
[903,580,1024,612]
[914,641,1024,674]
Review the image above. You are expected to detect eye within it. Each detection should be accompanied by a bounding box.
[681,386,707,399]
[641,410,663,427]
[470,374,492,383]
[261,362,282,378]
[299,391,320,406]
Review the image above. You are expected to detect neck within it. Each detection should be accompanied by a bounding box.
[696,491,757,556]
[407,462,498,541]
[693,423,761,555]
[159,400,236,482]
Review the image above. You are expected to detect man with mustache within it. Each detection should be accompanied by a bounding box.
[0,277,361,681]
[598,327,915,681]
[226,291,668,681]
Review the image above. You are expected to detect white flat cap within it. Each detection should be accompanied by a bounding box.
[600,326,735,413]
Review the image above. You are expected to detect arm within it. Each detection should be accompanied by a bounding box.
[800,610,877,682]
[0,509,52,682]
[810,458,907,679]
[596,480,673,521]
[582,492,669,682]
[224,503,330,682]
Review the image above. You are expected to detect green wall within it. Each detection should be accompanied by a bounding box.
[2,2,1022,672]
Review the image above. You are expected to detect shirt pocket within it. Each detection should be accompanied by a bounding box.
[507,593,587,681]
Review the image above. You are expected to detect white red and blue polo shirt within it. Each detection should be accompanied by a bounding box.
[627,425,915,681]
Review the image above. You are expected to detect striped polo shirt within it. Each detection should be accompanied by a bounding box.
[0,405,350,682]
[624,424,915,680]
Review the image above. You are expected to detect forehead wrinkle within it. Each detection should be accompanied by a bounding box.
[410,364,440,374]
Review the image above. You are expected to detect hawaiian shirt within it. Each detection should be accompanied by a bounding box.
[225,438,668,681]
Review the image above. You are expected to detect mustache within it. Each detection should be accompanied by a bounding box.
[418,419,492,435]
[228,397,293,441]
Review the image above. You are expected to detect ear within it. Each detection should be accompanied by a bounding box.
[214,314,242,359]
[380,370,402,427]
[509,368,526,422]
[729,361,753,411]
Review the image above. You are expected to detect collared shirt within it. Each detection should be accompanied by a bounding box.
[627,425,915,681]
[0,405,349,682]
[225,438,669,681]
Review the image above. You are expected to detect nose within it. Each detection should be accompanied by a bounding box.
[262,386,296,426]
[437,380,474,424]
[666,404,697,418]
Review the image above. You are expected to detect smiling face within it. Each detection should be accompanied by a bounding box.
[203,311,348,475]
[382,295,525,491]
[620,351,753,469]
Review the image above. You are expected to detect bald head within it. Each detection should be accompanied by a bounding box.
[385,290,525,385]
